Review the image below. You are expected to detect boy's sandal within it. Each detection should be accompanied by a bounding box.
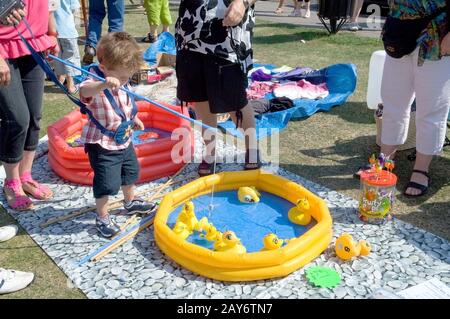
[404,170,430,198]
[198,160,216,177]
[20,171,53,200]
[244,149,262,170]
[275,7,283,14]
[3,179,33,211]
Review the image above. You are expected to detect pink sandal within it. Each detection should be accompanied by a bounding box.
[3,178,34,211]
[20,171,53,200]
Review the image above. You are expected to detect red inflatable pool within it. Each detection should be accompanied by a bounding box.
[47,101,193,185]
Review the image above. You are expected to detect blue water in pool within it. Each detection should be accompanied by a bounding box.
[167,190,316,253]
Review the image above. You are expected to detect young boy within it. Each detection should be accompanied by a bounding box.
[54,0,82,94]
[80,32,156,238]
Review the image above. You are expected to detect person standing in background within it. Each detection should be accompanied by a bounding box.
[141,0,172,43]
[54,0,82,93]
[82,0,125,64]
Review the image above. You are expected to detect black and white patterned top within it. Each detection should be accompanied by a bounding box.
[175,0,255,73]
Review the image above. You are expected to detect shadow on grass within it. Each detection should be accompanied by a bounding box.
[331,101,375,125]
[253,29,329,45]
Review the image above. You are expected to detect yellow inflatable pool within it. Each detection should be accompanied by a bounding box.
[154,169,333,282]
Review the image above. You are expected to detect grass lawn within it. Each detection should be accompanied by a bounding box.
[1,3,449,298]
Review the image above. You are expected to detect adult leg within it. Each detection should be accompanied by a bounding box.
[275,0,285,14]
[0,58,33,210]
[405,54,450,196]
[107,0,125,32]
[16,56,52,200]
[195,101,218,164]
[348,0,364,31]
[380,52,416,160]
[86,0,106,48]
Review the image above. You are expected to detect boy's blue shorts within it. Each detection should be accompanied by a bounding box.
[85,143,139,199]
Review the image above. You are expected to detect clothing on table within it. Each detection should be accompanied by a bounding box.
[381,47,450,155]
[251,69,273,81]
[79,69,134,151]
[249,97,295,115]
[273,80,329,100]
[246,81,280,100]
[144,0,172,26]
[175,0,255,73]
[0,56,45,164]
[54,38,81,76]
[272,66,314,81]
[388,0,447,65]
[86,0,125,48]
[0,0,56,59]
[54,0,80,39]
[272,65,294,73]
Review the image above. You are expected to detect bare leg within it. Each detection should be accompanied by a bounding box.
[162,25,169,33]
[65,76,77,93]
[405,152,432,196]
[96,196,109,218]
[350,0,364,23]
[194,101,218,163]
[122,184,135,203]
[149,25,158,39]
[19,151,36,175]
[4,163,20,181]
[229,104,258,165]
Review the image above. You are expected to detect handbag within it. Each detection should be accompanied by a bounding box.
[382,7,446,59]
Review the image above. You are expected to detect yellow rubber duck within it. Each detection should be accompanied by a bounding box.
[194,216,210,232]
[214,230,246,254]
[335,233,371,261]
[288,198,311,225]
[201,224,222,242]
[261,233,284,251]
[177,201,198,232]
[238,186,261,204]
[172,221,191,240]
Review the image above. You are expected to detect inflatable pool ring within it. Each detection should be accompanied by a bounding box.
[47,101,193,185]
[154,169,333,281]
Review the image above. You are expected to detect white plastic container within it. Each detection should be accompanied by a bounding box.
[367,50,386,110]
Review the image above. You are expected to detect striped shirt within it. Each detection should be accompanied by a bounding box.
[79,76,134,151]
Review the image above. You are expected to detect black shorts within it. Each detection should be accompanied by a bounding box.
[85,143,139,199]
[176,50,248,114]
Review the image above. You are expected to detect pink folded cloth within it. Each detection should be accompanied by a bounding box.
[273,80,329,100]
[247,81,279,100]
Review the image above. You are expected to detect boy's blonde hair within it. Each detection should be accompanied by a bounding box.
[97,32,143,73]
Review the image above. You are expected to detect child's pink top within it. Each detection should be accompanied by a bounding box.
[0,0,55,59]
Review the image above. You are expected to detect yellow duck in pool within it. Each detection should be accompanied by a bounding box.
[238,186,261,204]
[214,230,246,254]
[335,233,371,261]
[261,233,284,251]
[177,201,198,232]
[288,198,311,225]
[172,221,191,240]
[202,224,222,242]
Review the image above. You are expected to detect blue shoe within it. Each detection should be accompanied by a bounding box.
[96,215,120,238]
